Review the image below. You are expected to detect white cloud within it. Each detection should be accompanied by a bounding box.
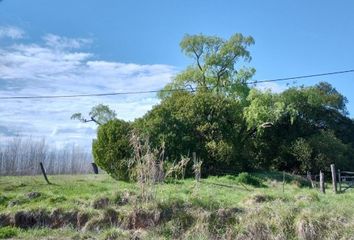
[0,30,176,150]
[0,26,24,39]
[43,34,92,49]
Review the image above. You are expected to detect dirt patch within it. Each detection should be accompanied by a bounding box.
[49,209,79,228]
[8,199,21,207]
[83,208,120,232]
[14,210,50,229]
[3,209,89,230]
[124,209,161,229]
[92,197,110,209]
[26,192,41,199]
[0,213,13,227]
[245,194,274,205]
[77,212,90,228]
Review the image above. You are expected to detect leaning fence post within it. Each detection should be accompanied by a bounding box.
[307,171,314,188]
[330,164,337,194]
[91,162,99,174]
[39,162,51,185]
[320,170,325,194]
[338,169,341,192]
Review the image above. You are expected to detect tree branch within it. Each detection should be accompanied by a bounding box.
[89,117,101,125]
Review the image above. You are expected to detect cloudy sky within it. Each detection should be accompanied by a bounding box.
[1,0,354,150]
[0,27,175,148]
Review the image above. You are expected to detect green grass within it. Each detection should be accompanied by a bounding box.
[0,226,18,239]
[1,173,354,239]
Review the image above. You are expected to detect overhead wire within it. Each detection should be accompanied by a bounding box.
[0,69,353,100]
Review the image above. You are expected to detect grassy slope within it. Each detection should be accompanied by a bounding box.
[1,173,354,239]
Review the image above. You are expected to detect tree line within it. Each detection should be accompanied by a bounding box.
[74,33,354,181]
[0,137,92,176]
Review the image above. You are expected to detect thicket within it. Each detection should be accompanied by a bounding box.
[92,33,354,180]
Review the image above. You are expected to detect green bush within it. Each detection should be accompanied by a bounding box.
[0,195,9,206]
[92,119,132,181]
[236,172,263,187]
[135,91,245,175]
[0,227,18,239]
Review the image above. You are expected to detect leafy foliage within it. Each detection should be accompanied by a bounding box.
[71,104,116,125]
[92,119,132,180]
[89,33,354,178]
[247,83,354,172]
[236,172,263,187]
[161,33,255,98]
[135,90,247,174]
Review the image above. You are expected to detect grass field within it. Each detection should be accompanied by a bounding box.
[1,172,354,239]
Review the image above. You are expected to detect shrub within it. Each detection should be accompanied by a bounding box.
[236,172,263,187]
[0,195,9,206]
[92,119,132,181]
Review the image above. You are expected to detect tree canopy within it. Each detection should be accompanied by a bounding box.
[86,33,354,180]
[71,104,116,125]
[161,33,255,99]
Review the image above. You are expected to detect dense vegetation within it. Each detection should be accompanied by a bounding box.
[90,33,354,180]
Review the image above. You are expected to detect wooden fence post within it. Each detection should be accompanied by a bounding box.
[338,169,341,192]
[320,170,325,194]
[330,164,337,194]
[282,171,285,193]
[192,152,201,182]
[307,171,314,188]
[91,162,99,174]
[39,162,51,185]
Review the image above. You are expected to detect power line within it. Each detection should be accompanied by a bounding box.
[0,89,187,100]
[0,69,353,100]
[248,69,354,84]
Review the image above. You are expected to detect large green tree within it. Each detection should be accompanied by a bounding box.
[161,33,255,99]
[245,82,354,172]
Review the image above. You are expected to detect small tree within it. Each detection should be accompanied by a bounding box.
[92,119,132,180]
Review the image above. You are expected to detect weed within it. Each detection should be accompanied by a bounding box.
[130,131,164,204]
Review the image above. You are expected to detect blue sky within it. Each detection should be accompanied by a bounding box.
[1,0,354,149]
